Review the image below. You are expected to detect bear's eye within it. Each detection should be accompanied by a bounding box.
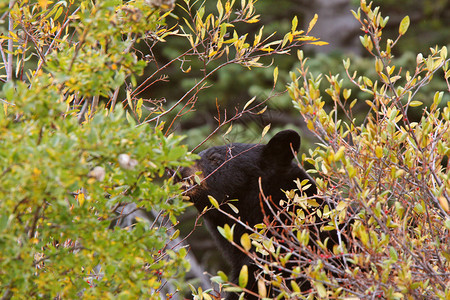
[208,153,223,165]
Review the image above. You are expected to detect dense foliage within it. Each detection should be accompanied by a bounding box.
[0,0,321,298]
[209,1,450,299]
[1,0,449,299]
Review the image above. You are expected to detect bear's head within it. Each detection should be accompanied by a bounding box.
[177,130,317,256]
[177,130,316,216]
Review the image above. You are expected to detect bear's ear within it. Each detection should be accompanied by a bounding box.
[261,130,301,165]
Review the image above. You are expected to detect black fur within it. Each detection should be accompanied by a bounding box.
[178,130,333,299]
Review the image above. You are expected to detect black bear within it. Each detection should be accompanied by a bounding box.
[177,130,338,299]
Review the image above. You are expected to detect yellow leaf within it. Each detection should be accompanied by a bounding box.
[77,192,85,206]
[243,96,256,110]
[227,203,239,214]
[240,233,251,251]
[261,124,270,138]
[334,146,345,162]
[291,16,298,32]
[257,279,267,298]
[126,90,133,109]
[261,47,274,52]
[273,66,278,86]
[336,201,348,211]
[216,0,223,19]
[208,195,219,209]
[257,106,267,114]
[310,41,328,46]
[375,145,383,158]
[38,0,48,9]
[375,58,383,73]
[33,168,42,176]
[183,65,191,73]
[136,98,143,119]
[224,124,233,136]
[343,89,351,100]
[296,36,317,42]
[291,280,300,292]
[208,50,217,57]
[245,17,260,24]
[409,100,423,107]
[307,14,318,34]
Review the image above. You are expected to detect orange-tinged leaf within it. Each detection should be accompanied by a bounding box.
[38,0,48,9]
[439,196,449,212]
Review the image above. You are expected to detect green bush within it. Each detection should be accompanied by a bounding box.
[0,0,323,298]
[0,95,192,298]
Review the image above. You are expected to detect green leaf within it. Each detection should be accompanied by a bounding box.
[389,247,398,261]
[170,229,180,240]
[314,281,327,297]
[409,100,423,107]
[291,280,300,293]
[238,265,248,287]
[208,195,219,209]
[218,224,234,241]
[227,203,239,214]
[0,214,9,232]
[399,16,410,35]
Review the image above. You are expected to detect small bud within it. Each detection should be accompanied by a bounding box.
[416,53,423,64]
[88,166,105,181]
[118,154,138,170]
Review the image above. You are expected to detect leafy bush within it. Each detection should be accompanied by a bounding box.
[210,1,450,299]
[0,0,324,298]
[0,94,191,298]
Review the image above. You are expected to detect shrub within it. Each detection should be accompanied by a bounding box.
[212,1,449,299]
[0,0,324,298]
